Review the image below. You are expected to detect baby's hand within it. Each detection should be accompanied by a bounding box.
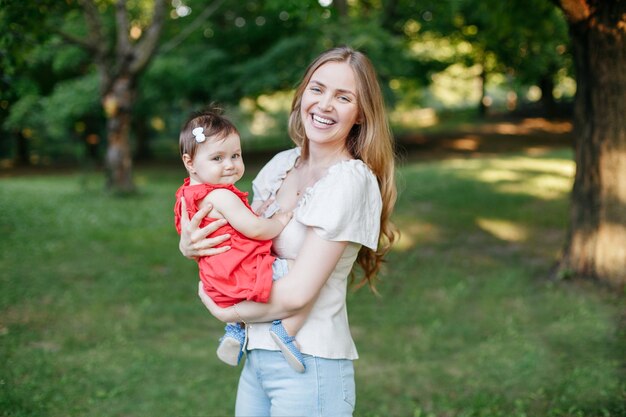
[274,210,293,227]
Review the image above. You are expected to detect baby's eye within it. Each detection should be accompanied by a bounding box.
[212,156,223,161]
[232,153,241,159]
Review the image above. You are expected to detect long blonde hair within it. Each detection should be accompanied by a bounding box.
[288,46,398,290]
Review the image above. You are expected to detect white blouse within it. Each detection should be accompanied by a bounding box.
[248,147,382,359]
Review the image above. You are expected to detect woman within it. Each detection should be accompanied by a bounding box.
[179,46,397,416]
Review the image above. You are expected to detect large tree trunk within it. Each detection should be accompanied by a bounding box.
[103,76,135,193]
[73,0,167,193]
[556,0,626,289]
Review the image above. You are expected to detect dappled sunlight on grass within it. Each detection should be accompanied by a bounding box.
[442,155,575,201]
[476,218,529,242]
[498,173,573,200]
[475,168,524,182]
[390,107,438,129]
[3,150,624,417]
[443,135,481,151]
[392,218,442,251]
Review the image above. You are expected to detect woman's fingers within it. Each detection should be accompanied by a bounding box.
[189,201,212,229]
[196,218,228,240]
[255,198,275,217]
[180,198,232,257]
[193,235,231,257]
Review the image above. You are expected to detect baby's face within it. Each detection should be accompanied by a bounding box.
[190,132,245,185]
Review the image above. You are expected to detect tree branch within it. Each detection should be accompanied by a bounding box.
[159,0,226,55]
[55,29,97,52]
[78,0,113,94]
[129,0,167,74]
[115,0,131,61]
[78,0,106,51]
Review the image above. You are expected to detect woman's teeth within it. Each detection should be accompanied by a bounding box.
[313,114,334,125]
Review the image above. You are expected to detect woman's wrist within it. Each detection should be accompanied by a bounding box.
[231,304,247,325]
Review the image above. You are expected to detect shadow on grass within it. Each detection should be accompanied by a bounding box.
[348,148,624,417]
[1,140,624,417]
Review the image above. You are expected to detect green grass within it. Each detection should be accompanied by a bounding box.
[1,149,624,417]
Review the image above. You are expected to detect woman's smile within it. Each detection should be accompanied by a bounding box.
[300,61,360,147]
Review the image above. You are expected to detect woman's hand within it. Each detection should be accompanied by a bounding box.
[273,210,293,227]
[254,198,275,217]
[179,197,231,259]
[198,282,235,323]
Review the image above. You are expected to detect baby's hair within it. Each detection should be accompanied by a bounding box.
[179,105,239,159]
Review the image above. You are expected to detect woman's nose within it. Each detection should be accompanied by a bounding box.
[318,93,333,111]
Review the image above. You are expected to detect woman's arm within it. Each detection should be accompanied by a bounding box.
[179,197,231,259]
[198,228,348,323]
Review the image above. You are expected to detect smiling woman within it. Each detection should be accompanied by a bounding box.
[299,61,361,149]
[178,46,398,416]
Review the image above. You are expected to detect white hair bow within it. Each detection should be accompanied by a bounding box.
[192,127,206,143]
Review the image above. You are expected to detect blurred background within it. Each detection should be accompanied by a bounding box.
[1,1,624,416]
[0,0,574,171]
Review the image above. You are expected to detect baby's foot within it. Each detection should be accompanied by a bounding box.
[216,323,246,366]
[269,320,305,373]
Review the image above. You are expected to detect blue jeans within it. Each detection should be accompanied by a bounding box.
[235,349,356,416]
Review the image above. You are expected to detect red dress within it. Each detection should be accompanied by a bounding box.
[174,178,275,307]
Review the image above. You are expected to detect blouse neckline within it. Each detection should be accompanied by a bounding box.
[270,147,357,209]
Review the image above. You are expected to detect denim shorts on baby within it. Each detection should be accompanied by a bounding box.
[272,257,289,281]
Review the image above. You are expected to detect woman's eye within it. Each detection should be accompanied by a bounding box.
[338,95,350,102]
[309,86,322,93]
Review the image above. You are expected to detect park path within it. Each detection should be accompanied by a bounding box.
[397,116,573,161]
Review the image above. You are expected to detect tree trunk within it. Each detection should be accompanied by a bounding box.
[74,0,167,193]
[15,131,30,166]
[478,65,489,117]
[538,73,556,117]
[556,1,626,289]
[103,76,135,193]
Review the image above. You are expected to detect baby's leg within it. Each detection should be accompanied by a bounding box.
[280,304,310,339]
[276,258,306,336]
[269,258,306,372]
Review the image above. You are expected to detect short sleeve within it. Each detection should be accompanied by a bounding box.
[296,160,382,250]
[252,148,300,204]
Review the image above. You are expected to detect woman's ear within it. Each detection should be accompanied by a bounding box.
[182,153,195,174]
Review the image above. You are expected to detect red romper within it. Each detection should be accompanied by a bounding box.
[174,178,275,307]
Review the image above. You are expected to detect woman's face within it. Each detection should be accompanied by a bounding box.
[300,61,360,150]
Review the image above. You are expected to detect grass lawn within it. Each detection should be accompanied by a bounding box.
[1,148,624,417]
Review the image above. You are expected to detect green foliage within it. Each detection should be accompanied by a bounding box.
[41,74,101,140]
[1,150,624,416]
[1,0,575,165]
[230,35,317,97]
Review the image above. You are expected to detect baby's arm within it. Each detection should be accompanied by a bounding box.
[198,229,348,323]
[206,189,292,240]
